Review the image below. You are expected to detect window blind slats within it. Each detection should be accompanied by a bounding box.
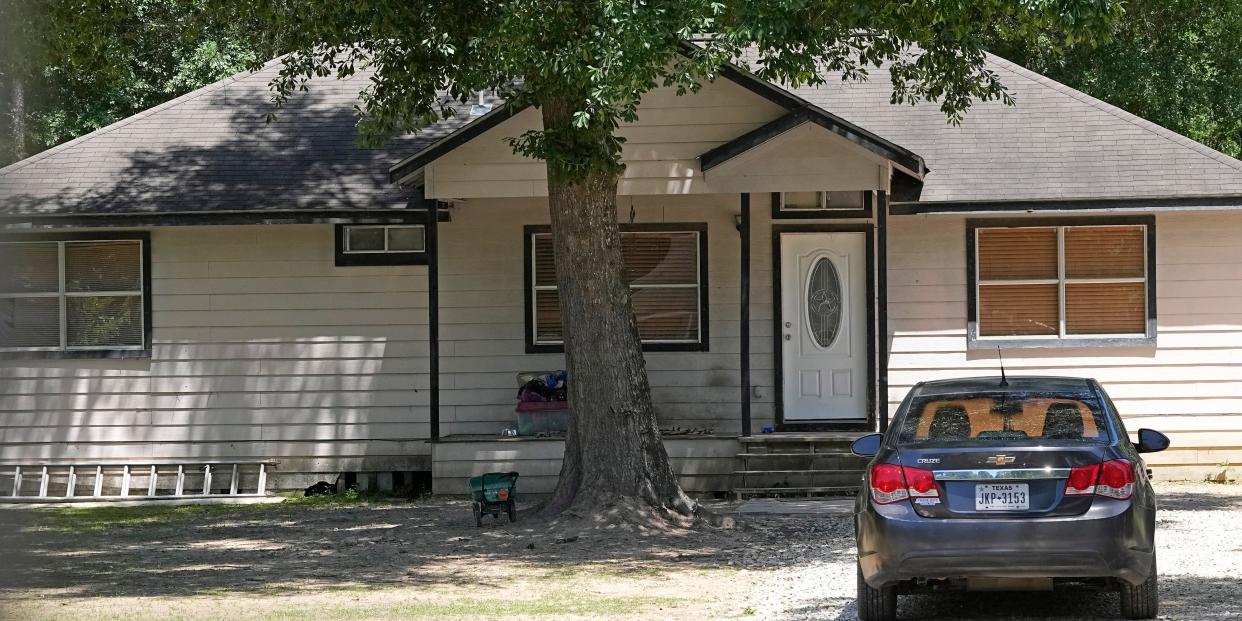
[977,228,1057,280]
[1,238,145,351]
[978,284,1059,336]
[534,290,562,341]
[65,241,141,292]
[531,229,701,345]
[0,243,59,293]
[632,288,699,340]
[976,224,1150,340]
[533,235,557,287]
[623,233,698,286]
[1065,226,1145,279]
[67,296,143,347]
[1066,283,1146,335]
[0,297,60,348]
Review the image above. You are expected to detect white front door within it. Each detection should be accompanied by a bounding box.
[780,232,868,421]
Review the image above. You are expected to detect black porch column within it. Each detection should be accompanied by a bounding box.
[876,191,889,433]
[739,193,752,437]
[426,199,441,441]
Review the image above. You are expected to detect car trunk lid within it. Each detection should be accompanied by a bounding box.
[897,445,1107,518]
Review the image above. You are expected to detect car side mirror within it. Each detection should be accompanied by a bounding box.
[851,433,883,457]
[1136,428,1170,454]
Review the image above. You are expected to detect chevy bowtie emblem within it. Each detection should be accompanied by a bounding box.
[986,454,1016,465]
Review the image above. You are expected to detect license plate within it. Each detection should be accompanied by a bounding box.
[975,483,1030,511]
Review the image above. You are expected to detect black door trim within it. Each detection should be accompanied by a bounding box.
[772,221,876,432]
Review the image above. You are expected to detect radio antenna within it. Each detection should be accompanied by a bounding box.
[997,346,1009,387]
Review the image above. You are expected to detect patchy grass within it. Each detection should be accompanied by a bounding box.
[0,589,689,621]
[28,492,405,533]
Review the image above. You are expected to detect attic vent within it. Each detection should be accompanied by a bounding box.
[469,90,494,117]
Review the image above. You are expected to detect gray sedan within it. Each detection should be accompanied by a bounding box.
[852,376,1169,621]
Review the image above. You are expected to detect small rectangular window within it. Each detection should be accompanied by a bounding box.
[526,224,708,352]
[0,236,148,355]
[782,191,829,210]
[969,219,1154,347]
[774,191,872,219]
[335,224,427,266]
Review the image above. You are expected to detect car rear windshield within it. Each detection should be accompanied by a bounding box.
[895,390,1112,445]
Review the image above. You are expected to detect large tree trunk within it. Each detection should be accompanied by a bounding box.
[4,76,26,164]
[537,97,695,520]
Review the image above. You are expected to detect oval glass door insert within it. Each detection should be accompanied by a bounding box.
[806,257,842,348]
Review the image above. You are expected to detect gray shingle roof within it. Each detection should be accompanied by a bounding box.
[788,54,1242,202]
[3,52,1241,217]
[0,59,466,217]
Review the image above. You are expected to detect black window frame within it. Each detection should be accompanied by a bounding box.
[523,222,710,354]
[334,223,429,266]
[966,215,1157,350]
[770,191,873,220]
[0,231,152,360]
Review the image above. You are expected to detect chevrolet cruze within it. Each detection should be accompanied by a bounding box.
[852,376,1169,621]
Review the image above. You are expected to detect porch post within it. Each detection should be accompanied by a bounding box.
[739,193,752,437]
[426,198,441,441]
[876,190,890,433]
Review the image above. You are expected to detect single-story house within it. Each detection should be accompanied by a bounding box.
[3,51,1242,496]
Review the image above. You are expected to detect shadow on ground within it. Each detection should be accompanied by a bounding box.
[0,498,754,599]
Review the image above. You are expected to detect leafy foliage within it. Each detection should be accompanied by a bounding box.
[985,0,1242,159]
[209,0,1122,180]
[0,0,276,166]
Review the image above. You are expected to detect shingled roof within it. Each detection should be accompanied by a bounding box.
[0,58,467,218]
[3,52,1242,218]
[792,54,1242,203]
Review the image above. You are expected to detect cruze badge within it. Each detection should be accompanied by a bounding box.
[916,458,941,465]
[986,454,1017,465]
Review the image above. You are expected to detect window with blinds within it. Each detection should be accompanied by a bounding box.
[972,222,1151,342]
[0,238,146,352]
[528,226,706,350]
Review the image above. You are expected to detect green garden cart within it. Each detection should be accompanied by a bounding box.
[467,471,518,527]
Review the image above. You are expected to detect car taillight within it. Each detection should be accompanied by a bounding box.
[869,464,940,504]
[1096,459,1135,500]
[1064,460,1134,500]
[1064,463,1100,496]
[869,464,909,504]
[903,466,939,498]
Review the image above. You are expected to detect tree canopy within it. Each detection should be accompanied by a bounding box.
[0,0,277,165]
[986,0,1242,159]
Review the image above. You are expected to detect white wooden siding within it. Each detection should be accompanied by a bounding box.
[887,211,1242,479]
[424,79,883,199]
[0,202,776,488]
[0,225,432,488]
[437,195,776,436]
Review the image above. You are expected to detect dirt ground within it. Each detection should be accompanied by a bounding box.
[0,494,770,621]
[0,482,1239,621]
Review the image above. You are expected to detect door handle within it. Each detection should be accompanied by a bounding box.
[785,334,792,341]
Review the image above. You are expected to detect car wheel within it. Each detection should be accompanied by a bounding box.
[856,564,896,621]
[1119,559,1158,620]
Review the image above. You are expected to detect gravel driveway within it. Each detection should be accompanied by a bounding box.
[743,482,1242,620]
[0,481,1237,620]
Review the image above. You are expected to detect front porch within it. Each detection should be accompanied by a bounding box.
[430,432,870,497]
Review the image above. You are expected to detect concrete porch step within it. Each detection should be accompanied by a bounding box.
[733,469,864,489]
[736,452,869,470]
[733,485,858,499]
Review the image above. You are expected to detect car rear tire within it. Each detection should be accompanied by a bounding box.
[856,564,896,621]
[1119,559,1159,620]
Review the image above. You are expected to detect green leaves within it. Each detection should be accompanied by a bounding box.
[1,0,276,163]
[984,0,1242,159]
[19,0,1130,171]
